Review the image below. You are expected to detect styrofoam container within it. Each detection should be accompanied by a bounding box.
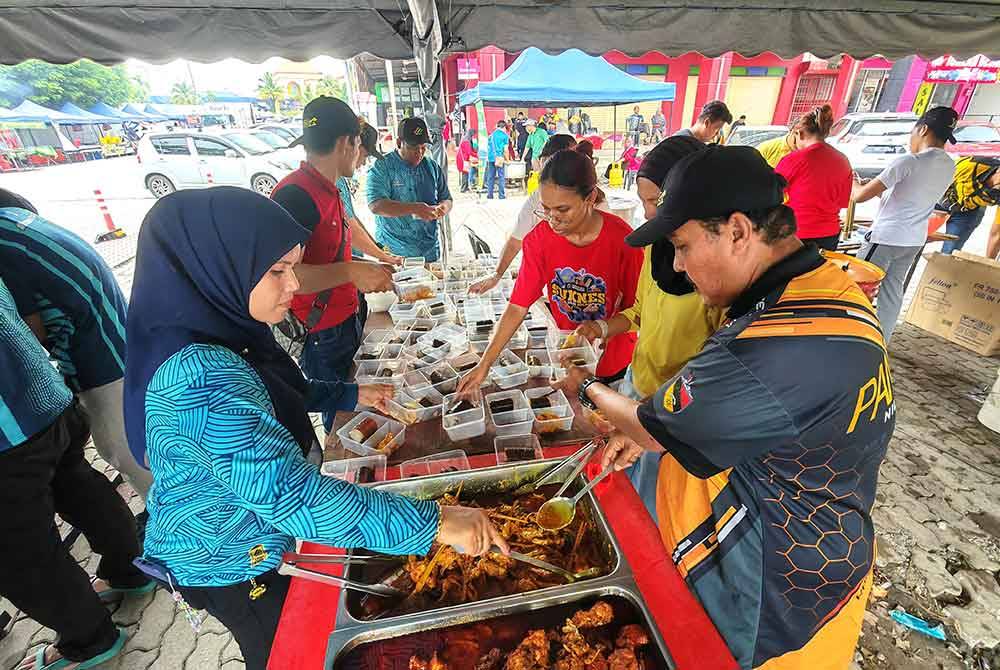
[365,291,397,313]
[320,453,388,483]
[336,412,405,455]
[399,450,471,479]
[494,434,544,464]
[486,389,533,437]
[490,349,529,390]
[386,386,445,425]
[442,393,486,441]
[526,388,574,434]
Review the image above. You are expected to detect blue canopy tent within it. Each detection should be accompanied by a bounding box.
[89,101,146,121]
[458,48,675,108]
[11,99,88,123]
[122,103,167,121]
[145,103,191,121]
[59,102,117,123]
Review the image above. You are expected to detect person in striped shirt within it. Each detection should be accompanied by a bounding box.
[0,189,152,500]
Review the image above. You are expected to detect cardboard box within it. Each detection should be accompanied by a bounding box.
[905,251,1000,356]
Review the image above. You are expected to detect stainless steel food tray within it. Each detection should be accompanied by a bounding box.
[324,458,674,668]
[335,458,623,627]
[326,579,675,669]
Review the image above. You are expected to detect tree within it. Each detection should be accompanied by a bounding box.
[316,76,347,102]
[295,82,316,107]
[170,82,198,105]
[127,75,149,103]
[257,73,283,114]
[0,59,135,108]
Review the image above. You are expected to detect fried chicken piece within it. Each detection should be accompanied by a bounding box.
[608,647,639,670]
[614,624,649,649]
[504,629,550,670]
[438,573,464,602]
[468,554,513,580]
[570,600,614,629]
[474,648,502,670]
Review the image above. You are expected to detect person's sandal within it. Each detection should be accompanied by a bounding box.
[91,575,156,603]
[29,627,127,669]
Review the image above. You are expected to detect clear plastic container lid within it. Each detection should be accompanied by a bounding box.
[386,386,445,425]
[494,434,543,464]
[399,450,471,479]
[442,393,485,426]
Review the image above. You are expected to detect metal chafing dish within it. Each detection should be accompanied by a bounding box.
[323,458,675,669]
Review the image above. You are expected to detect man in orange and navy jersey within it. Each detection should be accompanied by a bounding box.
[567,146,893,669]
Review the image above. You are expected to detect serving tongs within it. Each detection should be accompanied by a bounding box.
[512,438,605,495]
[278,551,407,598]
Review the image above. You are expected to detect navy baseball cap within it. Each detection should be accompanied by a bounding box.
[918,106,959,144]
[290,96,360,149]
[626,145,787,248]
[399,117,431,145]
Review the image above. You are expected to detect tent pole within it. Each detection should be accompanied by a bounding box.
[613,104,617,165]
[386,59,399,131]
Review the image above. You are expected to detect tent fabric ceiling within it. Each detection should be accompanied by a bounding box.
[0,0,999,65]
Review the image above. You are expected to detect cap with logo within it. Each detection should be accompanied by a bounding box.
[399,117,431,145]
[917,106,959,144]
[625,145,787,248]
[290,96,360,149]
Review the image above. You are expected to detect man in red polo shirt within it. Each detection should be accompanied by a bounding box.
[271,96,394,431]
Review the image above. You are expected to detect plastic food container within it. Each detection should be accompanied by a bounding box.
[448,351,481,375]
[395,318,435,336]
[490,349,529,390]
[417,324,467,356]
[399,450,471,479]
[320,452,387,483]
[526,388,574,434]
[556,345,598,375]
[500,323,528,350]
[486,389,533,437]
[494,434,544,464]
[388,300,430,323]
[362,328,394,347]
[526,325,548,349]
[355,360,405,388]
[547,329,584,351]
[336,412,406,455]
[383,330,417,347]
[352,343,402,365]
[402,256,426,268]
[442,393,486,441]
[421,361,459,394]
[392,268,436,303]
[386,386,445,425]
[524,349,554,378]
[409,342,450,369]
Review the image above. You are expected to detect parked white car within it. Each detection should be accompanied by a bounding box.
[826,113,919,179]
[137,131,296,198]
[727,125,788,147]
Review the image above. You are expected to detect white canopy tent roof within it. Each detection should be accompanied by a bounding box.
[0,0,998,66]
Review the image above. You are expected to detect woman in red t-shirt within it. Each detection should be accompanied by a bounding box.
[774,104,853,251]
[456,150,642,394]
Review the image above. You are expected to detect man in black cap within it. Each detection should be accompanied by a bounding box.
[271,96,396,432]
[366,116,453,262]
[560,145,892,669]
[672,99,733,143]
[851,106,958,342]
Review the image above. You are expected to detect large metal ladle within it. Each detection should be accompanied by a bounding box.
[535,462,614,531]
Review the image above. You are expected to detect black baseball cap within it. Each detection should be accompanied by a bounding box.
[917,106,959,144]
[626,145,786,248]
[359,120,384,159]
[399,117,431,145]
[290,96,360,149]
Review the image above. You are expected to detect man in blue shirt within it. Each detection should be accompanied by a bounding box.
[0,275,148,670]
[367,117,453,262]
[0,193,152,500]
[485,120,511,200]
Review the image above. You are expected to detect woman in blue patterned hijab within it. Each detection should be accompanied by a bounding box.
[124,187,506,669]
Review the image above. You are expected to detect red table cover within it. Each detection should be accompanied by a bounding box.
[268,449,737,670]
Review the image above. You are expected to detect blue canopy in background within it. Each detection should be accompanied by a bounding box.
[122,103,167,121]
[90,101,145,121]
[59,102,117,123]
[144,103,191,121]
[458,48,676,108]
[10,99,89,123]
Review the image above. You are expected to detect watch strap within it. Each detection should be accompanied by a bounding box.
[577,375,600,411]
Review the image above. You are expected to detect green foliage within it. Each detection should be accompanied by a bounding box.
[0,59,137,109]
[257,73,283,114]
[316,76,347,102]
[170,82,198,105]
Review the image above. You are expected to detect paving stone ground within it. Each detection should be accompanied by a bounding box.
[1,192,998,669]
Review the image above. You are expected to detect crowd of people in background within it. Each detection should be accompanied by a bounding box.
[1,86,996,670]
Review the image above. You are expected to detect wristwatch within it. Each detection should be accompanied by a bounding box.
[577,375,601,411]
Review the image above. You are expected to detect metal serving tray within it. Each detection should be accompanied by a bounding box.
[325,458,657,665]
[326,580,675,669]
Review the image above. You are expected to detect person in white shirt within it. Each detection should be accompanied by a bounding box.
[852,106,959,342]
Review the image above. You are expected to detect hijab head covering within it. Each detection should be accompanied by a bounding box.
[124,186,312,467]
[636,136,707,296]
